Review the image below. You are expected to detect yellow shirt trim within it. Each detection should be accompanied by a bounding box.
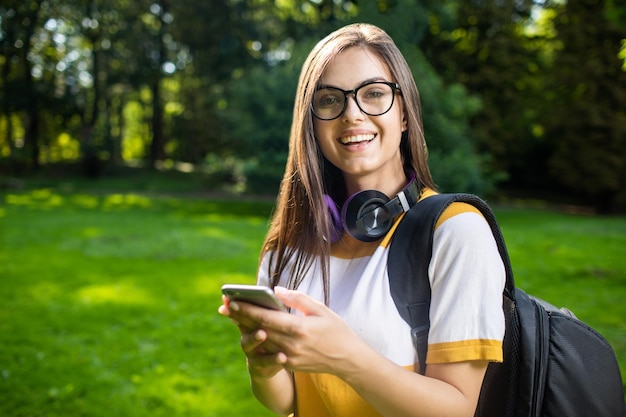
[428,339,503,364]
[381,189,482,248]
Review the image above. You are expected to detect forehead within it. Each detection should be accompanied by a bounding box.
[319,47,392,89]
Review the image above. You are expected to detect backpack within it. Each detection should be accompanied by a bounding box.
[388,193,625,417]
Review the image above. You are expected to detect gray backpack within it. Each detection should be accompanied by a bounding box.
[388,193,625,416]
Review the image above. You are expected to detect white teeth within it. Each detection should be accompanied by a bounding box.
[340,134,375,144]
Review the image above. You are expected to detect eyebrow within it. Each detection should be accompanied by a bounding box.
[316,77,390,90]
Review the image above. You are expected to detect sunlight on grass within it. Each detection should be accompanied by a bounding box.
[194,273,256,296]
[102,193,152,210]
[80,227,102,238]
[76,282,155,306]
[70,194,100,209]
[6,189,65,209]
[196,226,232,239]
[5,190,156,212]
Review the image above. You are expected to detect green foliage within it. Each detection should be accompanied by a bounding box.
[428,148,493,194]
[2,0,626,210]
[372,1,496,193]
[214,39,308,194]
[216,1,497,195]
[421,0,541,180]
[420,0,626,211]
[217,64,298,159]
[542,0,626,212]
[399,47,495,193]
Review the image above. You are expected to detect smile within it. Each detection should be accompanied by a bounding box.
[339,134,376,145]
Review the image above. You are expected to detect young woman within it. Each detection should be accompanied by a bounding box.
[219,23,505,417]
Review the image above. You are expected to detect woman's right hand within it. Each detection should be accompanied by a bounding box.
[219,295,296,416]
[219,296,287,379]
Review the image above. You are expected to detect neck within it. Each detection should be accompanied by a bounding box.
[331,232,381,258]
[343,170,408,198]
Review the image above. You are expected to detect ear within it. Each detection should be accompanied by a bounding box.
[399,97,408,132]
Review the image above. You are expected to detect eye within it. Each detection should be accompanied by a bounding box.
[365,90,384,98]
[315,91,343,108]
[360,84,388,101]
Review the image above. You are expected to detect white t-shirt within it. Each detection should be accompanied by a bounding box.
[257,193,505,417]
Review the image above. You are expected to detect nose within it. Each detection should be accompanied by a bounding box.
[342,94,364,122]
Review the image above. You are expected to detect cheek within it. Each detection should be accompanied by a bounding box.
[313,122,335,155]
[380,110,405,138]
[313,119,328,139]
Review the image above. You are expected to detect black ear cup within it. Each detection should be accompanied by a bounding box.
[342,190,391,242]
[324,174,419,243]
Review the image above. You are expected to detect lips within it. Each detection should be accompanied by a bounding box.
[339,134,376,145]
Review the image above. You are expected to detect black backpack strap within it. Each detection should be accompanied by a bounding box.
[388,193,515,375]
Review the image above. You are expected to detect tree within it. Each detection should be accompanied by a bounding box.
[543,0,626,212]
[422,0,539,184]
[0,0,45,171]
[162,0,275,163]
[217,0,496,194]
[360,0,497,193]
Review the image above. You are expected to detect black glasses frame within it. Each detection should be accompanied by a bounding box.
[311,81,401,121]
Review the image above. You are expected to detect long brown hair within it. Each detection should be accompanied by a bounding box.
[261,23,436,303]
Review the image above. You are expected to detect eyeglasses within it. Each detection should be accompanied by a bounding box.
[311,81,401,121]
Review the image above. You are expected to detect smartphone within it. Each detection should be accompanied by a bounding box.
[221,284,286,311]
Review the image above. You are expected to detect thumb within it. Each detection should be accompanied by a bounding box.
[274,286,326,317]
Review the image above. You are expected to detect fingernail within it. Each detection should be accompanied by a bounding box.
[274,286,287,295]
[230,301,240,312]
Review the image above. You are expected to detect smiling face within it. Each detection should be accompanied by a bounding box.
[313,46,407,194]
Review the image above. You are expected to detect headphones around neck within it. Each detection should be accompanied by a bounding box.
[324,174,420,243]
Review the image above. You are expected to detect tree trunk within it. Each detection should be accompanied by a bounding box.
[149,79,165,167]
[22,0,44,171]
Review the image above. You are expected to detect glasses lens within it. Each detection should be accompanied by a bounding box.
[312,82,396,120]
[312,88,345,120]
[356,83,394,116]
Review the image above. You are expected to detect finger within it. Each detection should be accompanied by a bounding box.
[247,352,287,378]
[241,328,267,353]
[274,286,327,317]
[239,326,284,354]
[228,300,292,331]
[218,304,229,316]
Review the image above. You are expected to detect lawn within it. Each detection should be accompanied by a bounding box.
[0,186,277,417]
[0,180,624,416]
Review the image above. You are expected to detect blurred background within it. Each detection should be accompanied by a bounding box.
[1,0,624,211]
[1,2,625,415]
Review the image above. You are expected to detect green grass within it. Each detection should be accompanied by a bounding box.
[0,184,624,416]
[497,207,626,344]
[0,188,277,417]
